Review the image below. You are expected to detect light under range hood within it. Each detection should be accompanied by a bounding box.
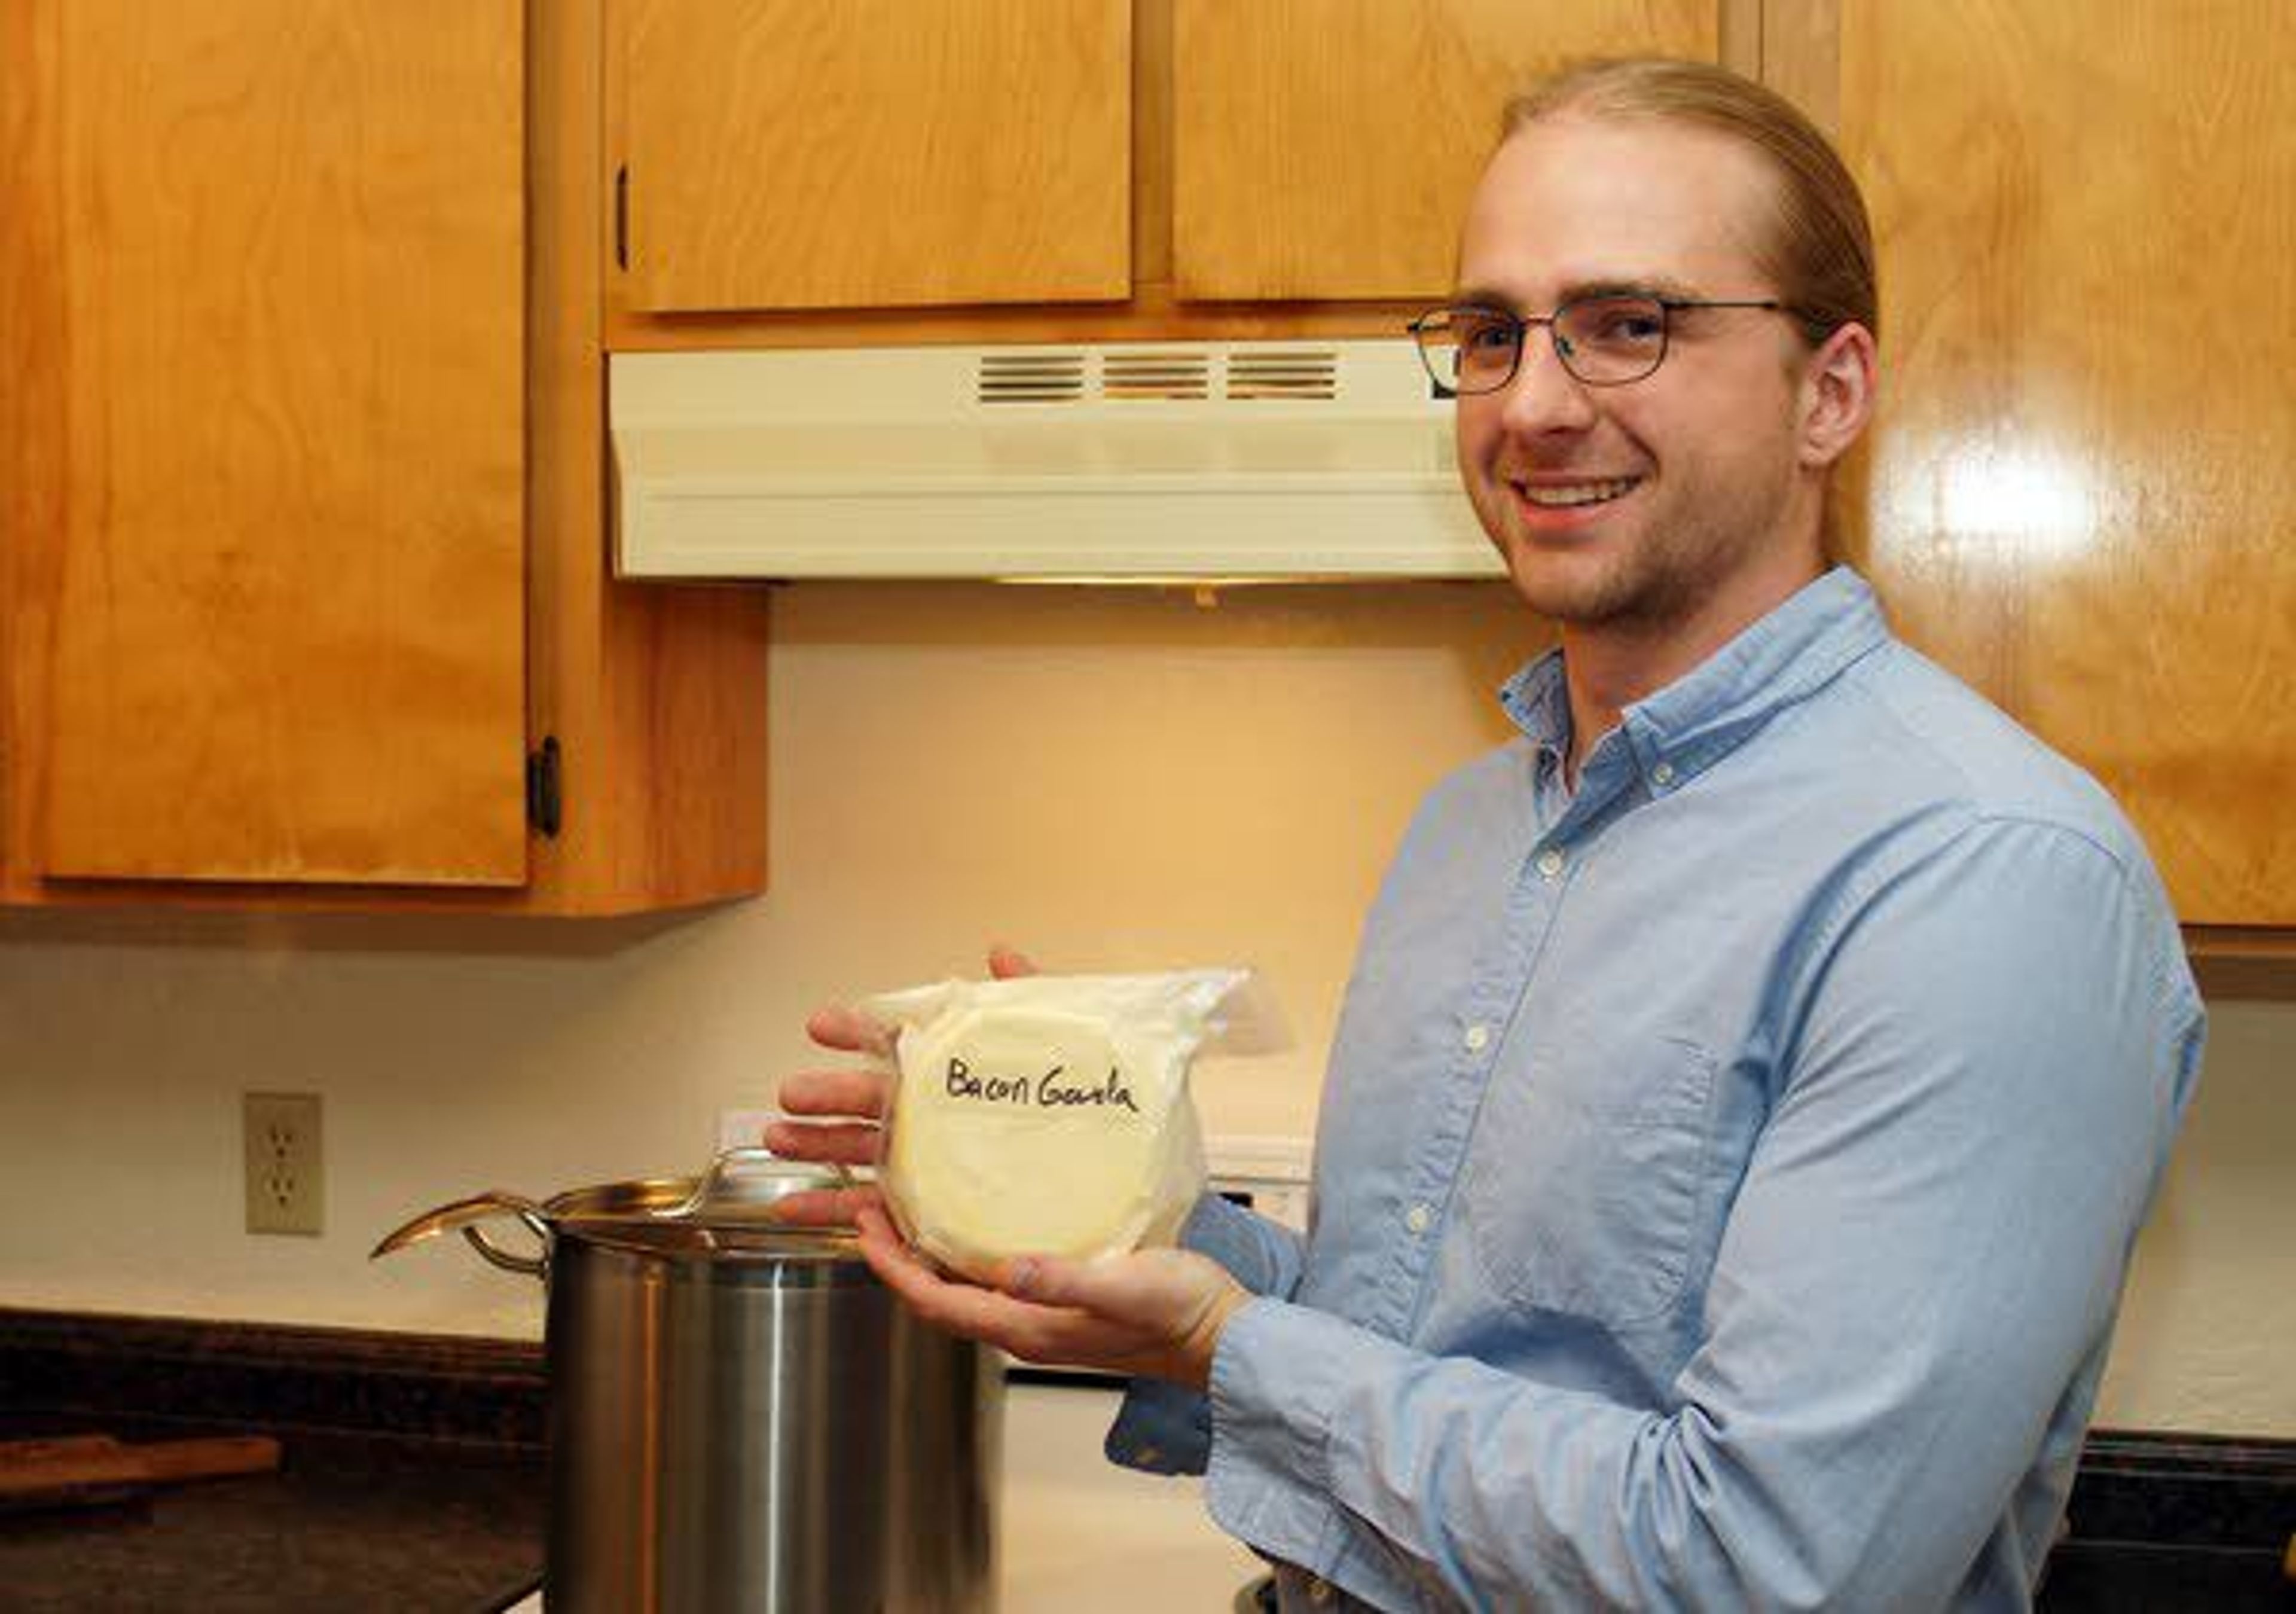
[609,340,1504,582]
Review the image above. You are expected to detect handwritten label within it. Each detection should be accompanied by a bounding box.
[944,1056,1140,1116]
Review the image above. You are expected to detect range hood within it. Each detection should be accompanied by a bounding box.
[609,340,1503,582]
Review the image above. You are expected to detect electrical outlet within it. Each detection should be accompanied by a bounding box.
[244,1092,324,1237]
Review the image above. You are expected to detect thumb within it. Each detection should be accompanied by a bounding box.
[987,944,1040,980]
[995,1252,1185,1331]
[994,1253,1083,1306]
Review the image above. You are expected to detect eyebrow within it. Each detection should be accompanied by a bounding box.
[1449,275,1706,312]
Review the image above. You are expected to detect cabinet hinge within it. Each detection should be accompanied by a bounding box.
[614,165,630,271]
[526,737,563,838]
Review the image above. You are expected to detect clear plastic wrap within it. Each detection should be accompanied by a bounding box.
[861,968,1256,1282]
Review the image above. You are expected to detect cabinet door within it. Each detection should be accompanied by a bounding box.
[1835,0,2295,923]
[4,0,527,886]
[1172,0,1720,302]
[614,0,1131,312]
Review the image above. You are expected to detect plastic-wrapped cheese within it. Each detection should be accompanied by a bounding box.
[864,970,1245,1282]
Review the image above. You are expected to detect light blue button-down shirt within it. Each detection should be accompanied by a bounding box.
[1110,568,2204,1612]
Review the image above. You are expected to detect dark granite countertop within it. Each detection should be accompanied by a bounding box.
[0,1311,545,1614]
[0,1414,543,1614]
[2041,1540,2295,1613]
[2038,1430,2296,1612]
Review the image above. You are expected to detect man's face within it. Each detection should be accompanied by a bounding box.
[1452,117,1823,637]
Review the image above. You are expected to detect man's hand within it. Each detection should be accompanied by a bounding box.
[768,944,1248,1386]
[765,945,1036,1227]
[854,1204,1251,1391]
[762,1002,896,1226]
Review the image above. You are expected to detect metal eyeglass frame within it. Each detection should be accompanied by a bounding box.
[1407,295,1792,396]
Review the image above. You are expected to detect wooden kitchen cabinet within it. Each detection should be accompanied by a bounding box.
[5,0,527,889]
[604,0,1732,349]
[0,0,768,913]
[1773,0,2296,927]
[610,0,1133,313]
[1170,0,1719,302]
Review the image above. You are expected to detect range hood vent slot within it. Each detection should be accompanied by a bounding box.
[1103,350,1211,401]
[976,352,1087,405]
[1228,350,1341,401]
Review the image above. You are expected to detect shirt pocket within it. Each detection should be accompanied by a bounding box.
[1459,1034,1718,1330]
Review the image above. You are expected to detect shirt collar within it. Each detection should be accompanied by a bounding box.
[1497,566,1889,791]
[1498,642,1574,772]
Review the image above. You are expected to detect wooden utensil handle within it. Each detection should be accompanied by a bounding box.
[0,1435,124,1469]
[0,1435,281,1500]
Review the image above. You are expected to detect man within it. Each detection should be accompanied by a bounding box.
[774,59,2202,1611]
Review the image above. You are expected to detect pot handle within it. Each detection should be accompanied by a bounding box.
[368,1193,552,1281]
[661,1146,856,1218]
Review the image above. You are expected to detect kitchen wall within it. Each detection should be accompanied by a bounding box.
[2,583,2289,1436]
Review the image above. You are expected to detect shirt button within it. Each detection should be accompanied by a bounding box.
[1462,1022,1491,1052]
[1535,847,1565,880]
[1308,1579,1335,1606]
[1404,1203,1433,1235]
[1651,761,1676,788]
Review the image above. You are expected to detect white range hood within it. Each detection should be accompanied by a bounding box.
[608,340,1503,582]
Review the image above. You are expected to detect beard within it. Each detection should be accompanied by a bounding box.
[1474,451,1808,642]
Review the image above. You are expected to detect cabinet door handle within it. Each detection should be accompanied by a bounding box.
[527,737,563,837]
[615,165,630,271]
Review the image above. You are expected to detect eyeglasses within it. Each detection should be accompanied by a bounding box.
[1407,294,1791,395]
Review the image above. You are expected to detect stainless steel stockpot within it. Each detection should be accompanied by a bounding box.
[375,1152,1000,1613]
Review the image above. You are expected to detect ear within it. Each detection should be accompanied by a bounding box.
[1796,322,1877,469]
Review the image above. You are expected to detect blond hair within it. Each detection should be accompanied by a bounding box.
[1503,59,1877,345]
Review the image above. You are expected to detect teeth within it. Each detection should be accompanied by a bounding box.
[1519,478,1638,508]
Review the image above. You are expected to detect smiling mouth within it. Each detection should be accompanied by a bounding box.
[1513,477,1643,509]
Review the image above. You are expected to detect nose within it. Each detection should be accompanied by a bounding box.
[1495,327,1599,437]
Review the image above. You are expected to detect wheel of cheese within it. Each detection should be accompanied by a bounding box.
[868,972,1236,1282]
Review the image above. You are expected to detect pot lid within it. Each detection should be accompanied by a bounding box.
[371,1151,869,1269]
[548,1151,865,1259]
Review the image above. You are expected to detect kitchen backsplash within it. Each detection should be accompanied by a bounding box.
[1,582,2291,1438]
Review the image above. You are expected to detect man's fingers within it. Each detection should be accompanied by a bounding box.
[767,1182,881,1228]
[854,1204,932,1282]
[761,1119,881,1167]
[775,1066,891,1119]
[854,1209,1089,1362]
[987,944,1040,980]
[856,1209,1013,1331]
[806,1005,896,1057]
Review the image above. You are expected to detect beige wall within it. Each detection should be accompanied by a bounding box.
[2,583,2288,1434]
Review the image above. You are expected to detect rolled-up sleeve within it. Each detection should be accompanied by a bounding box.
[1201,819,2203,1609]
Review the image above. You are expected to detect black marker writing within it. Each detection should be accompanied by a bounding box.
[943,1057,1140,1116]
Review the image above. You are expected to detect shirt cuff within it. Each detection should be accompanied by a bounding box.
[1203,1298,1362,1573]
[1105,1375,1213,1475]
